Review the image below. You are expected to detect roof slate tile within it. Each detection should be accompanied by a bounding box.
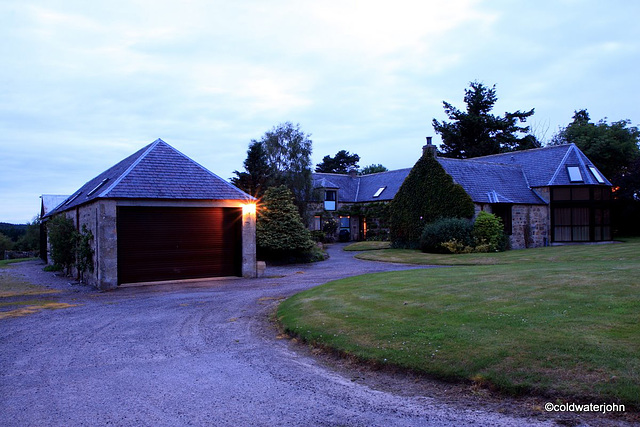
[47,139,252,216]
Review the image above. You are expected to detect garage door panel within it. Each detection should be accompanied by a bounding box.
[117,207,241,284]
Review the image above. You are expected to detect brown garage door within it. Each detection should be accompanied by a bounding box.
[117,207,242,285]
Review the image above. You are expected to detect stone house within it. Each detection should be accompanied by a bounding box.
[310,141,612,249]
[42,139,257,289]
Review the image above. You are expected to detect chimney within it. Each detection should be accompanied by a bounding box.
[348,168,358,178]
[422,136,437,157]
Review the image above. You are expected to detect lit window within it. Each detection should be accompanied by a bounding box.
[589,166,605,184]
[324,190,337,211]
[567,166,583,182]
[373,186,386,198]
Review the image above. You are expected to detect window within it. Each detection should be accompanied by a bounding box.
[567,166,583,182]
[339,216,350,229]
[551,186,611,242]
[313,216,321,231]
[589,166,605,184]
[87,178,110,196]
[324,190,337,211]
[373,186,386,198]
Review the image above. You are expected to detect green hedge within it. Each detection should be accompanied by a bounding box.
[390,151,474,248]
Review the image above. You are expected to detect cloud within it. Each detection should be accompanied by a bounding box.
[1,0,639,223]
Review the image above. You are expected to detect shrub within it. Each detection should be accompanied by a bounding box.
[46,216,95,282]
[76,225,94,283]
[257,185,316,262]
[47,215,77,274]
[472,211,509,252]
[420,217,473,253]
[310,230,326,243]
[390,150,474,248]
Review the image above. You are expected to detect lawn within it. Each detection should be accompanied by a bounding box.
[277,239,640,407]
[343,241,391,251]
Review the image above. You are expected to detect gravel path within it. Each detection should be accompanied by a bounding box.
[0,245,625,426]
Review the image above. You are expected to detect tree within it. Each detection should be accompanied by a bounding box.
[361,164,388,175]
[256,185,315,261]
[551,109,640,180]
[389,149,475,248]
[233,122,313,217]
[16,217,40,252]
[315,150,360,173]
[432,81,538,158]
[0,232,13,257]
[231,140,273,199]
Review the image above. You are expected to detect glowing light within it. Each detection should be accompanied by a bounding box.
[243,203,256,215]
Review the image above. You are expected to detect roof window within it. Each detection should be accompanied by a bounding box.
[373,186,386,198]
[64,192,82,206]
[567,166,583,182]
[589,166,605,184]
[87,178,110,196]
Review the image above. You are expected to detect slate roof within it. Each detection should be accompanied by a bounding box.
[313,169,412,203]
[478,143,612,187]
[311,143,610,206]
[40,195,70,217]
[47,139,252,217]
[437,158,545,204]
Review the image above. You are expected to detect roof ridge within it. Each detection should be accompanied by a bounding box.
[162,141,254,201]
[438,157,523,169]
[97,139,161,198]
[547,145,573,186]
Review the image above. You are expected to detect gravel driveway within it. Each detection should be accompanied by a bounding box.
[0,245,602,426]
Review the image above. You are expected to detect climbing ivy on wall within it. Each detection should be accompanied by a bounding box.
[389,150,475,248]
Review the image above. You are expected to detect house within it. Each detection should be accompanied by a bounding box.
[310,140,612,249]
[43,139,257,289]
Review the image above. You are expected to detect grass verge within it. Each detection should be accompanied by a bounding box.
[0,258,37,268]
[343,241,391,251]
[278,239,640,407]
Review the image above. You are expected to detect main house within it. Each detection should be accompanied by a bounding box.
[310,140,612,249]
[43,139,257,290]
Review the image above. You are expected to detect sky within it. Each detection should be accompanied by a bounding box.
[1,0,639,224]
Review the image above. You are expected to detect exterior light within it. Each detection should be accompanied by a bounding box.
[243,203,257,215]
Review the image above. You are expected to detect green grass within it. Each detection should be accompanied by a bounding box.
[0,257,37,268]
[278,238,640,407]
[343,241,391,251]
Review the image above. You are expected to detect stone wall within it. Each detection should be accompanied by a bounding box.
[475,203,549,250]
[510,204,549,249]
[49,199,256,290]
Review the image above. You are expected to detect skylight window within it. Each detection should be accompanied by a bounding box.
[64,192,82,206]
[589,166,605,184]
[373,186,386,198]
[87,178,110,196]
[567,166,583,182]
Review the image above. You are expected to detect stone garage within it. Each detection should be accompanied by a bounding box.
[43,139,257,290]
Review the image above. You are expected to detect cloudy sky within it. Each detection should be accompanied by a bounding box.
[1,0,639,223]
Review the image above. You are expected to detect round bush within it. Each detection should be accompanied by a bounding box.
[420,218,473,253]
[472,211,509,252]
